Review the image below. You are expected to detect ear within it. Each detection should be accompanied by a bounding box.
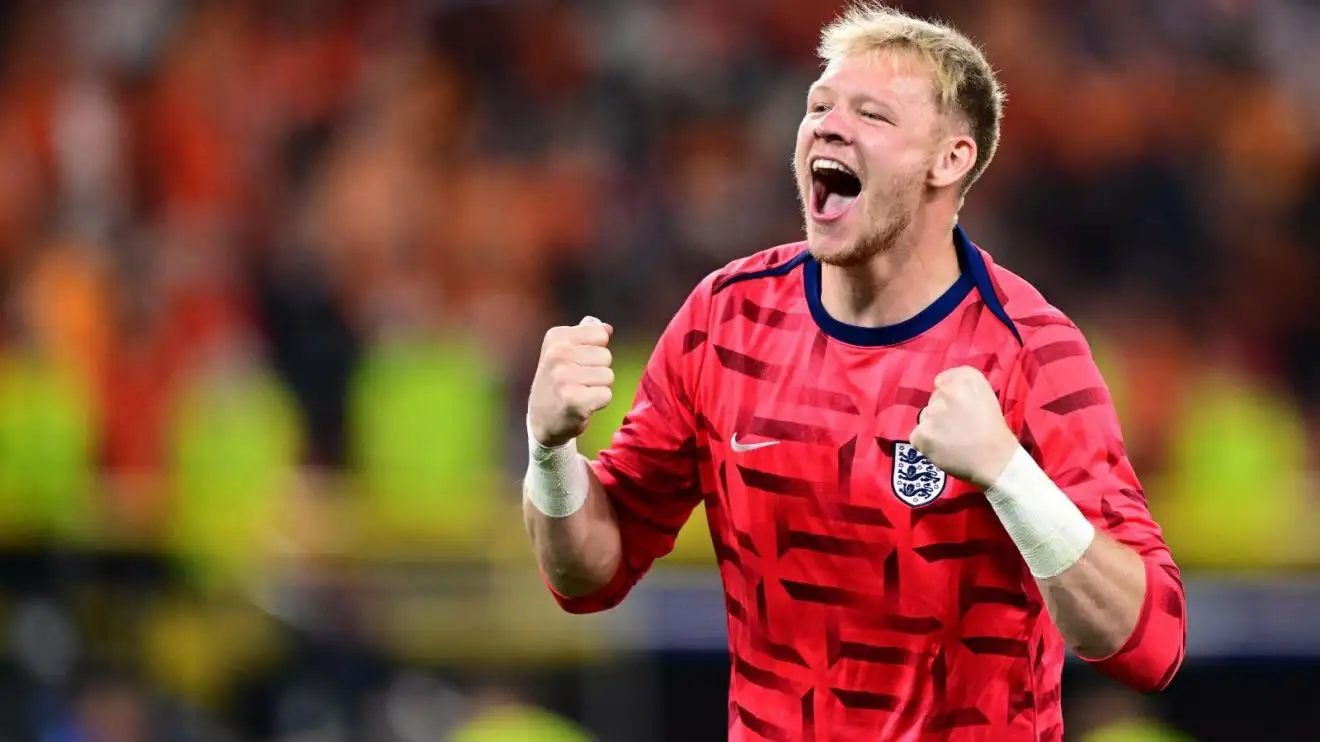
[928,134,977,190]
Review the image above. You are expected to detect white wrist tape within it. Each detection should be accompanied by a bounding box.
[985,445,1096,579]
[524,417,590,518]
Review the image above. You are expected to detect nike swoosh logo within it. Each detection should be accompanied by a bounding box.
[730,434,780,453]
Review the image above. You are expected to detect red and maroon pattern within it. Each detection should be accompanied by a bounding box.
[546,238,1186,740]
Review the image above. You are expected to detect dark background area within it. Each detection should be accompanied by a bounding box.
[0,0,1316,739]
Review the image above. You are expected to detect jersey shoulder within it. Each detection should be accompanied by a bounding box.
[706,241,810,296]
[983,253,1087,350]
[670,242,809,335]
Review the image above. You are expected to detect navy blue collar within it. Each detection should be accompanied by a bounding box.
[803,225,1019,347]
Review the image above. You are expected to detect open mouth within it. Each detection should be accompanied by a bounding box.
[811,158,862,220]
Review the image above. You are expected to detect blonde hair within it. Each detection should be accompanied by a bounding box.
[818,3,1005,194]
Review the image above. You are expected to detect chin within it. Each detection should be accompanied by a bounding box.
[806,222,877,267]
[807,234,871,267]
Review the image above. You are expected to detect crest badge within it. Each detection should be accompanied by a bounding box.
[891,442,948,507]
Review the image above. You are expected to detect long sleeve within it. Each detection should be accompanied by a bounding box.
[1010,316,1187,691]
[545,277,713,614]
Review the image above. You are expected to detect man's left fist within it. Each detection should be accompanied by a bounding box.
[911,366,1020,489]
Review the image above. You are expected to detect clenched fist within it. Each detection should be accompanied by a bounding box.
[528,316,616,448]
[910,366,1020,489]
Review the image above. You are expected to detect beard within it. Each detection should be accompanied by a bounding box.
[797,167,922,268]
[811,203,912,268]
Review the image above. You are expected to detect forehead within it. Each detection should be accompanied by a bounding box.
[812,49,937,108]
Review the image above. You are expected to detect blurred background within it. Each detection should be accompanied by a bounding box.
[0,0,1317,739]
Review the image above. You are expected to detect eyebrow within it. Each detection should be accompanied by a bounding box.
[808,84,901,115]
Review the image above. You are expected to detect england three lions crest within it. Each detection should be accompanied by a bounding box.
[892,442,948,507]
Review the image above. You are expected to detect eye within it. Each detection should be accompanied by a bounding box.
[861,110,889,123]
[809,102,831,114]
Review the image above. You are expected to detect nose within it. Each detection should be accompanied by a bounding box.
[813,107,853,145]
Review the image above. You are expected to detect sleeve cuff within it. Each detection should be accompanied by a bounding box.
[1078,557,1185,692]
[539,557,634,615]
[1076,556,1158,664]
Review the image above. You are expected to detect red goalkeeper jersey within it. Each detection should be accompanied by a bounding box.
[546,227,1186,741]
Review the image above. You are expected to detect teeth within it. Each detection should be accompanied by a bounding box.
[812,158,856,177]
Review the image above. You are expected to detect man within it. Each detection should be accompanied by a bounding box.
[522,4,1186,740]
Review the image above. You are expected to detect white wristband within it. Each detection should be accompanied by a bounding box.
[985,445,1096,579]
[524,417,590,518]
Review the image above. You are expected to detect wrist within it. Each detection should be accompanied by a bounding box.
[972,428,1022,489]
[525,415,589,517]
[529,423,574,462]
[984,445,1095,579]
[529,416,568,450]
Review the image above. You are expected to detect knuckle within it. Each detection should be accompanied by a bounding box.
[543,326,569,347]
[945,367,975,386]
[549,363,574,387]
[542,344,568,366]
[582,346,611,367]
[561,385,587,411]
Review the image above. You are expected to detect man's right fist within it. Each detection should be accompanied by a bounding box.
[528,316,615,448]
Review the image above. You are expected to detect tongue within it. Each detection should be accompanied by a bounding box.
[823,192,857,217]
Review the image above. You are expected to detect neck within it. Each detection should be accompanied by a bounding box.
[819,212,962,329]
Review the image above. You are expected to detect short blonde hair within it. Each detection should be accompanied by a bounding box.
[818,3,1005,194]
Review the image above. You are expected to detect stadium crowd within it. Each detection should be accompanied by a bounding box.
[0,0,1316,739]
